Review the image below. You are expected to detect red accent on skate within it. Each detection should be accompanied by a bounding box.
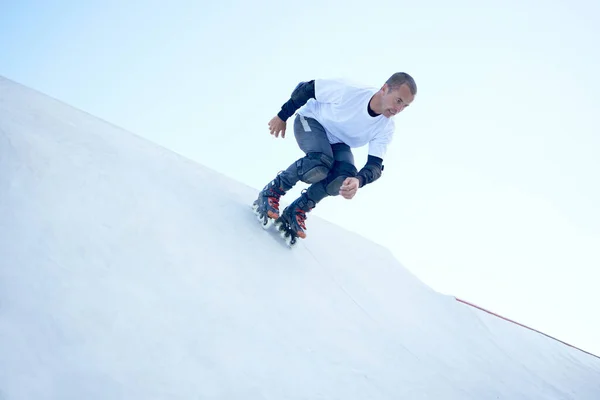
[295,208,308,238]
[268,197,279,208]
[267,196,280,219]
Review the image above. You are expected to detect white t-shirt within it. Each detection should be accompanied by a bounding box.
[297,78,395,159]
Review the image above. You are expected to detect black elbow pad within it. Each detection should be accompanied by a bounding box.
[277,80,316,121]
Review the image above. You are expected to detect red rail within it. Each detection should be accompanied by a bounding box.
[455,297,600,360]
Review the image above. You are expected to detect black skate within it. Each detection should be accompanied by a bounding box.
[274,192,316,247]
[252,176,287,229]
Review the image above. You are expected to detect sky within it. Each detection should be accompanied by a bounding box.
[2,79,600,398]
[1,0,599,354]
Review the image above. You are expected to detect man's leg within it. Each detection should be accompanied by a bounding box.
[276,114,335,190]
[254,114,334,220]
[278,143,357,239]
[304,143,357,205]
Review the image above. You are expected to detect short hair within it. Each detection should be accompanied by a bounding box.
[386,72,417,95]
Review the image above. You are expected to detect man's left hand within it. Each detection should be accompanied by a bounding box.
[339,177,360,199]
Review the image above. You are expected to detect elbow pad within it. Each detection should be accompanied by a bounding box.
[277,80,316,121]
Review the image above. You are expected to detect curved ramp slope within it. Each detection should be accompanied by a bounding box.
[1,76,599,399]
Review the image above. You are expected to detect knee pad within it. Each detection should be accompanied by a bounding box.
[324,161,358,196]
[296,152,334,184]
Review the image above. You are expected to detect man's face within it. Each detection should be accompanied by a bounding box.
[380,83,415,118]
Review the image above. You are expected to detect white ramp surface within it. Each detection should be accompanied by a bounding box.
[1,75,599,399]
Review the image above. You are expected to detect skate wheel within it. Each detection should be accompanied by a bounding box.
[260,215,272,229]
[286,236,297,247]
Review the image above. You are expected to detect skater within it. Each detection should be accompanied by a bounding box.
[253,72,417,243]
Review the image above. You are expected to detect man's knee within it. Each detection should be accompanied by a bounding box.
[296,152,334,184]
[324,161,358,196]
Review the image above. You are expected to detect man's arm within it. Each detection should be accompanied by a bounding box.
[356,155,384,188]
[277,80,315,121]
[339,156,383,199]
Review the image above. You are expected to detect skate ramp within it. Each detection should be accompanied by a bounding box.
[1,75,599,399]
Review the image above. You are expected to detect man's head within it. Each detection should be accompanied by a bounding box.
[374,72,417,118]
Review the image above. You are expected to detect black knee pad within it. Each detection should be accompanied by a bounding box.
[324,161,358,196]
[296,152,334,184]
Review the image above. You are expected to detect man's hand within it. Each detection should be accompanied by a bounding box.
[268,115,287,138]
[339,177,360,199]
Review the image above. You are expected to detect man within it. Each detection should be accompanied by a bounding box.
[253,72,417,241]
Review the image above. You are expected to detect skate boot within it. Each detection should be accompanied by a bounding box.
[275,191,316,246]
[252,175,287,228]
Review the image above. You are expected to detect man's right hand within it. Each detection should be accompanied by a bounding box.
[268,116,287,138]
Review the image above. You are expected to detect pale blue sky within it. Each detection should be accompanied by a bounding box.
[2,0,599,354]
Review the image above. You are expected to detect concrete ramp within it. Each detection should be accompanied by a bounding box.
[1,75,599,399]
